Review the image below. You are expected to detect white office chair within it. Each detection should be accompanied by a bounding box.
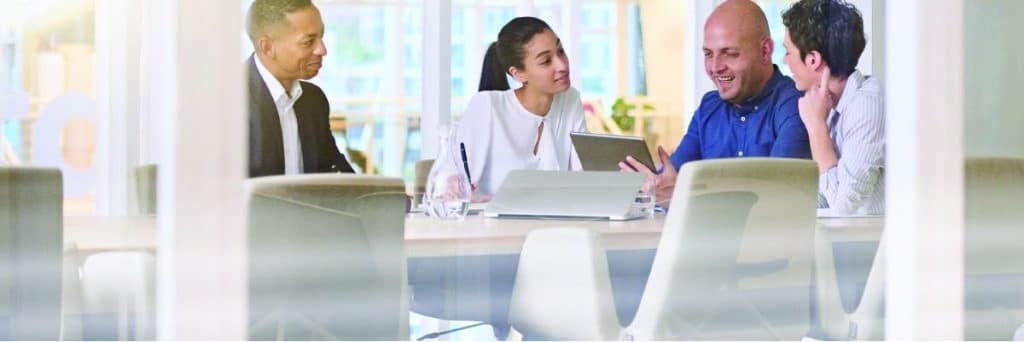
[811,231,886,340]
[963,157,1024,340]
[77,251,156,340]
[246,174,409,340]
[133,164,157,215]
[810,157,1024,340]
[0,167,63,340]
[508,158,819,340]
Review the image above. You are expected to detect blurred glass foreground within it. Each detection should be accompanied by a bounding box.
[2,0,1024,340]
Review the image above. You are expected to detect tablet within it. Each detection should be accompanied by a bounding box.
[570,132,656,172]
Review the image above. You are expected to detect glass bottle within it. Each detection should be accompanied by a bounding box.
[423,126,471,219]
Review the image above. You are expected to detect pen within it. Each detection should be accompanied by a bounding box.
[459,142,473,185]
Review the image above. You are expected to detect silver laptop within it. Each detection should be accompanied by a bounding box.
[484,170,649,221]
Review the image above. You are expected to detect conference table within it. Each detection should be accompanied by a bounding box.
[62,212,883,307]
[63,212,883,256]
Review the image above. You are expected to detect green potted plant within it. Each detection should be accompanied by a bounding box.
[610,97,658,152]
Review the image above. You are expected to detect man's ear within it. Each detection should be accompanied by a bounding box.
[761,37,774,64]
[804,50,824,71]
[257,36,275,59]
[508,66,526,84]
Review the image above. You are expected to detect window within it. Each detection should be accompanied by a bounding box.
[450,1,518,116]
[235,0,647,185]
[755,0,875,77]
[456,0,644,115]
[272,0,424,180]
[1,0,98,215]
[755,0,798,75]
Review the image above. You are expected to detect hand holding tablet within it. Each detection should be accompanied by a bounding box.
[570,132,656,171]
[571,132,680,208]
[621,145,678,209]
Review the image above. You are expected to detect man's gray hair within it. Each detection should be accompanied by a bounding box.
[245,0,314,44]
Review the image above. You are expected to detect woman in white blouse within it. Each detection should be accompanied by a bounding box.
[456,17,586,200]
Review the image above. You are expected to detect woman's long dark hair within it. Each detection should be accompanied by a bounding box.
[477,17,552,91]
[478,42,509,91]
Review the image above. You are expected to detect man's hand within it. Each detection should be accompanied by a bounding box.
[798,65,841,173]
[798,65,835,130]
[619,146,678,208]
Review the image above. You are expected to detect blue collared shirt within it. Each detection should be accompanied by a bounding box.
[670,65,811,170]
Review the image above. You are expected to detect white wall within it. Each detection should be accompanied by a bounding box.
[682,0,717,115]
[965,0,1024,157]
[847,0,880,77]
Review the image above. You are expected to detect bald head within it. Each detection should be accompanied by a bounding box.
[702,0,775,104]
[706,0,771,44]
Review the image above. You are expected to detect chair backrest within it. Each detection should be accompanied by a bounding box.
[79,251,156,340]
[629,158,818,340]
[0,167,63,340]
[812,228,886,340]
[133,164,157,215]
[413,159,434,205]
[508,228,623,340]
[965,157,1024,340]
[246,174,408,340]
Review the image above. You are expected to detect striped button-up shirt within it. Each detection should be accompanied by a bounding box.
[818,70,885,215]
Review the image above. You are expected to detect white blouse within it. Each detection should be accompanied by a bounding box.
[456,87,586,198]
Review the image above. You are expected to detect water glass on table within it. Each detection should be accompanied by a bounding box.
[633,174,657,216]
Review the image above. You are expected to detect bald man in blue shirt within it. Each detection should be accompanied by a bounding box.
[621,0,811,208]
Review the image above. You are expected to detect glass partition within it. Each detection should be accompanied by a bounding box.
[964,0,1024,339]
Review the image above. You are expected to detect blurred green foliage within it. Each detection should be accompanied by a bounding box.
[610,98,656,131]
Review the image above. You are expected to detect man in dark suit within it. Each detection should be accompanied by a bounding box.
[245,0,354,177]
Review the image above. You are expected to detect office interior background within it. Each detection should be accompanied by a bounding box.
[1,0,1023,340]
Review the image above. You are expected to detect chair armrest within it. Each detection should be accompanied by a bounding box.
[508,228,622,340]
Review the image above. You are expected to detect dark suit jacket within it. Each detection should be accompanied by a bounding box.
[247,56,354,177]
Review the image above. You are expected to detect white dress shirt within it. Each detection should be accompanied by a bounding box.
[254,56,304,175]
[456,87,587,197]
[818,70,885,215]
